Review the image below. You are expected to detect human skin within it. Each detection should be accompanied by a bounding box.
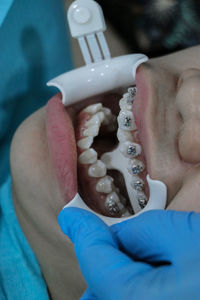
[10,45,200,299]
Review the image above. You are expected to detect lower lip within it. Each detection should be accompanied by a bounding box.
[46,94,77,202]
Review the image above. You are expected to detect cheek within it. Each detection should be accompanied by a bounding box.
[167,165,200,212]
[178,120,200,163]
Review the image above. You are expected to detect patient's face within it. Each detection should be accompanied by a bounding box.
[10,45,200,298]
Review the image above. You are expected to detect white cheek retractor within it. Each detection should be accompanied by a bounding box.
[48,0,167,226]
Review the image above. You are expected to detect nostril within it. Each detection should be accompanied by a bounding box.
[178,119,200,164]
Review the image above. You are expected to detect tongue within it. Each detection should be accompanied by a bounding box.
[46,94,77,201]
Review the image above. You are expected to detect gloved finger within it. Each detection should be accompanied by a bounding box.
[111,210,200,264]
[58,208,152,299]
[80,289,98,300]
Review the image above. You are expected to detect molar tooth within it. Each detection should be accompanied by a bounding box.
[128,159,145,175]
[77,136,93,149]
[88,160,106,177]
[136,191,147,209]
[117,128,133,142]
[117,110,137,131]
[78,148,97,164]
[119,141,141,158]
[105,192,124,216]
[83,124,100,137]
[131,176,144,191]
[96,175,114,193]
[84,103,102,114]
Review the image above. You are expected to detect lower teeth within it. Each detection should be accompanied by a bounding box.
[131,177,144,191]
[96,175,114,193]
[88,160,107,178]
[137,192,147,209]
[104,192,126,216]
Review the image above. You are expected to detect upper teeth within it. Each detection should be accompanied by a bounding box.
[83,103,102,114]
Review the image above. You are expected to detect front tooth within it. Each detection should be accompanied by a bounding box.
[117,110,137,131]
[136,191,147,209]
[83,124,100,137]
[78,148,97,164]
[88,160,106,177]
[128,159,145,175]
[131,176,144,191]
[117,128,133,142]
[119,141,141,158]
[77,136,93,149]
[84,103,102,114]
[96,175,114,193]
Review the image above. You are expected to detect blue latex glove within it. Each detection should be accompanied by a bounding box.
[58,208,200,300]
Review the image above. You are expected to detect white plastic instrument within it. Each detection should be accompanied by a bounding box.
[48,0,167,226]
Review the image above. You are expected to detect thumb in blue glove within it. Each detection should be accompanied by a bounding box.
[58,208,200,300]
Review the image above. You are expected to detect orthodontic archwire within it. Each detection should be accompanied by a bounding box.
[67,0,111,65]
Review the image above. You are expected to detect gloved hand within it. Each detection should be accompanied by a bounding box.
[58,208,200,300]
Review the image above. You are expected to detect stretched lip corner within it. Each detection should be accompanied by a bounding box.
[132,55,148,80]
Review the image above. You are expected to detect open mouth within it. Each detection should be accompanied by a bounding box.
[46,85,149,219]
